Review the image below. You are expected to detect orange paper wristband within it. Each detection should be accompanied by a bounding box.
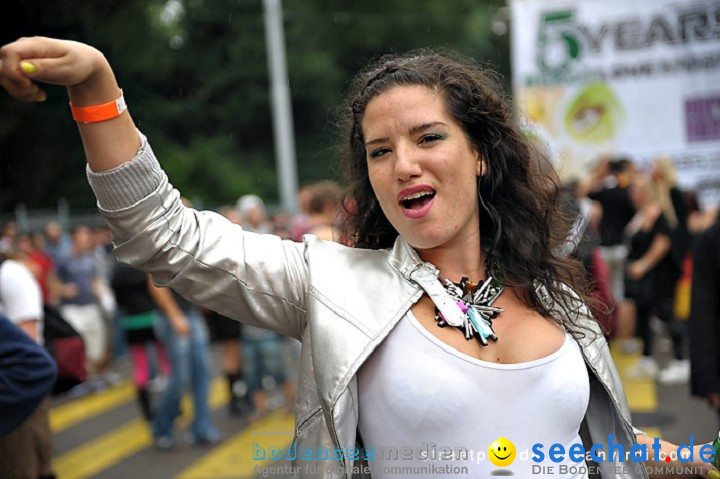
[70,90,127,123]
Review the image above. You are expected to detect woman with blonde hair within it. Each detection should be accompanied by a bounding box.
[624,171,688,383]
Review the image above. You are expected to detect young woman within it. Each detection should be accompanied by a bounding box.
[624,173,687,384]
[0,37,716,479]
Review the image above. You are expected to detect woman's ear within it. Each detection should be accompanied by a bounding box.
[477,156,487,177]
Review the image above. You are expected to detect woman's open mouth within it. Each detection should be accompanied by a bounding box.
[398,188,436,219]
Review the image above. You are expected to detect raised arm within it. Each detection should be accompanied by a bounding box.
[0,36,140,171]
[1,36,309,340]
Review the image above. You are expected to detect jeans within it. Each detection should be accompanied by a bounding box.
[151,309,216,441]
[243,335,287,393]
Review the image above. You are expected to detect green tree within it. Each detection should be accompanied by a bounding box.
[0,0,509,214]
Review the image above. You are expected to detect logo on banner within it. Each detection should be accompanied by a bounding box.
[537,10,582,73]
[532,3,720,80]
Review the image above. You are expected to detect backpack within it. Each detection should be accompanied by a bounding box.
[42,305,88,394]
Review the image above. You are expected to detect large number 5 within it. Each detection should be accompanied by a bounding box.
[537,10,581,71]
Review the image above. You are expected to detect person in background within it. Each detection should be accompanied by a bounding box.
[689,215,720,424]
[560,181,616,337]
[0,252,54,479]
[578,157,637,350]
[57,225,108,384]
[205,205,246,416]
[650,156,691,385]
[236,194,295,418]
[236,194,273,234]
[0,313,57,479]
[652,156,689,264]
[290,181,343,242]
[44,220,72,265]
[14,232,61,306]
[0,222,19,254]
[623,173,686,381]
[289,184,314,241]
[148,274,219,447]
[111,263,171,422]
[147,197,218,448]
[271,209,292,239]
[0,250,44,354]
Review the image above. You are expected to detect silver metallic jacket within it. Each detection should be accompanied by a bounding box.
[88,136,646,479]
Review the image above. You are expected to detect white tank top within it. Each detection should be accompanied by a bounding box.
[358,312,590,479]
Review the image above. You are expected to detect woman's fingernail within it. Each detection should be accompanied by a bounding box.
[20,61,36,74]
[35,93,47,102]
[709,469,720,479]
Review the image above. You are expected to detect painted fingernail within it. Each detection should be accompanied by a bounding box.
[20,61,36,74]
[35,93,47,102]
[709,469,720,479]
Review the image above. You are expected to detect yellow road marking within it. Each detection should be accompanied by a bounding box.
[54,378,228,479]
[641,428,662,439]
[54,417,151,479]
[50,381,135,433]
[622,380,658,413]
[178,410,295,479]
[610,343,658,413]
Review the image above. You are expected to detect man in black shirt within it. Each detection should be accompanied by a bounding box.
[580,158,636,298]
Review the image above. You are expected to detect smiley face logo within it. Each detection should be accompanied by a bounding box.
[488,437,516,467]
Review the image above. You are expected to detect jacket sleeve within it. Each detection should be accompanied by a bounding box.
[87,133,308,340]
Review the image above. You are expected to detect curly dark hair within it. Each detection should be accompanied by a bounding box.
[338,50,598,331]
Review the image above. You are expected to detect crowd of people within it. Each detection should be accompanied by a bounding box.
[0,180,345,474]
[575,155,718,387]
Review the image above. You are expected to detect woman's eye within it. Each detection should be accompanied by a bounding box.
[369,147,391,158]
[419,133,443,144]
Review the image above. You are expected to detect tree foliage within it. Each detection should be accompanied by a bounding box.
[1,0,509,213]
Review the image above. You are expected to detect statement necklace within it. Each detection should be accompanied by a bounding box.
[434,270,505,346]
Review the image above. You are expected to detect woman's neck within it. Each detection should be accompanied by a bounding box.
[415,241,486,283]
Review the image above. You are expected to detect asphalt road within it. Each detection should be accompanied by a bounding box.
[48,337,717,479]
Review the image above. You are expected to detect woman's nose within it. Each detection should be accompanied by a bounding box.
[394,145,422,182]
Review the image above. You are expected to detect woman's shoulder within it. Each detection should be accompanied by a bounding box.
[536,281,605,339]
[302,235,389,258]
[302,237,407,287]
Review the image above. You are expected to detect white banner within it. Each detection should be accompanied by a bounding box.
[511,0,720,208]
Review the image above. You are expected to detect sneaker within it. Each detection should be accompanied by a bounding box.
[650,316,664,335]
[619,338,641,355]
[155,435,175,451]
[658,359,690,385]
[102,371,123,386]
[148,375,169,393]
[625,357,659,380]
[66,381,96,399]
[184,431,222,446]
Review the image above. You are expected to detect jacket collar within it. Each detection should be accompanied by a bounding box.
[388,235,431,278]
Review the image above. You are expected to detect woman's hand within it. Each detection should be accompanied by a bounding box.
[169,314,190,337]
[0,36,108,102]
[1,36,140,172]
[627,259,648,279]
[682,444,720,479]
[703,393,720,410]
